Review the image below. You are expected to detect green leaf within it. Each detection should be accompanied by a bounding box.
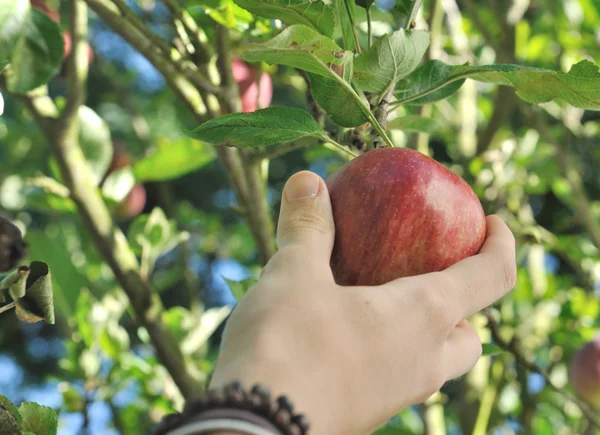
[224,277,258,302]
[19,402,58,435]
[482,343,506,356]
[0,0,30,68]
[201,0,254,31]
[308,71,370,127]
[355,0,374,8]
[15,261,54,325]
[22,176,77,215]
[353,29,430,94]
[127,207,189,275]
[77,106,113,186]
[395,59,600,110]
[133,138,215,182]
[5,8,63,94]
[395,60,465,105]
[74,289,94,347]
[0,265,30,300]
[99,321,130,360]
[242,24,348,78]
[336,0,356,51]
[387,115,442,133]
[0,393,22,434]
[233,0,335,37]
[186,107,328,148]
[102,166,135,203]
[241,25,372,127]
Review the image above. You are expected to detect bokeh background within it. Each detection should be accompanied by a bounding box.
[1,0,600,433]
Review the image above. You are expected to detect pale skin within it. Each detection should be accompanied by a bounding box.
[208,171,517,435]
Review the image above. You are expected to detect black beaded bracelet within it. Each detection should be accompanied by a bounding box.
[152,382,311,435]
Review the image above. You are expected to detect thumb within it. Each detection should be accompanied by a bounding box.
[276,171,335,261]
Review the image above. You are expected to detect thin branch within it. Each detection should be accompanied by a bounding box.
[62,0,89,122]
[0,301,16,315]
[215,24,241,113]
[162,0,212,64]
[485,311,600,426]
[366,6,372,48]
[111,0,171,55]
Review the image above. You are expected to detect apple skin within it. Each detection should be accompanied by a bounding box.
[569,336,600,409]
[326,148,487,286]
[232,57,272,112]
[114,184,146,221]
[62,32,95,64]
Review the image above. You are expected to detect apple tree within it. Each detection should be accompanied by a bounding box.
[1,0,600,433]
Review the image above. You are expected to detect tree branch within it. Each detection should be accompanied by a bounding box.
[485,311,600,426]
[63,0,89,122]
[17,80,203,400]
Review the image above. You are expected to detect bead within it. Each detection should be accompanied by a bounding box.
[291,414,311,432]
[274,409,291,427]
[251,384,271,399]
[226,381,244,392]
[277,395,294,412]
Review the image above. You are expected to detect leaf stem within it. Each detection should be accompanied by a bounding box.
[0,301,16,315]
[344,0,361,53]
[322,136,359,158]
[366,6,372,48]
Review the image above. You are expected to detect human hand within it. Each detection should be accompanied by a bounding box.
[209,171,516,435]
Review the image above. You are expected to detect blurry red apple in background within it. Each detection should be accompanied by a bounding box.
[569,335,600,409]
[105,143,146,221]
[62,32,95,64]
[326,147,487,286]
[232,57,272,112]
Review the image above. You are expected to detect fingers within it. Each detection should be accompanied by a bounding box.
[425,215,517,322]
[275,171,335,263]
[443,320,482,380]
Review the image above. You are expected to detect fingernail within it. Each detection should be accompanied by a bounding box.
[285,172,321,203]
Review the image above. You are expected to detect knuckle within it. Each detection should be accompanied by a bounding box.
[500,254,517,291]
[414,278,456,333]
[279,208,330,239]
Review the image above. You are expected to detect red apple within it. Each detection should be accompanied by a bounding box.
[569,336,600,409]
[232,57,272,112]
[114,184,146,221]
[326,148,487,286]
[62,32,94,64]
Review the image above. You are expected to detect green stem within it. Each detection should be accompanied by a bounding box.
[323,136,359,158]
[344,0,361,53]
[0,301,16,315]
[472,359,503,435]
[366,6,372,48]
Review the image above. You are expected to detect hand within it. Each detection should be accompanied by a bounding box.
[209,171,516,435]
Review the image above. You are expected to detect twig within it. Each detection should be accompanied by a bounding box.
[0,301,16,315]
[162,0,212,64]
[485,311,600,426]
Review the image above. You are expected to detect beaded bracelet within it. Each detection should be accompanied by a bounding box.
[152,382,311,435]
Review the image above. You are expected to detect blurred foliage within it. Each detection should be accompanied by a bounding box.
[0,0,600,434]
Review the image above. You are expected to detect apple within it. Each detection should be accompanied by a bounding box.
[569,336,600,409]
[105,143,146,221]
[232,57,272,112]
[114,184,146,221]
[62,32,95,64]
[326,147,487,286]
